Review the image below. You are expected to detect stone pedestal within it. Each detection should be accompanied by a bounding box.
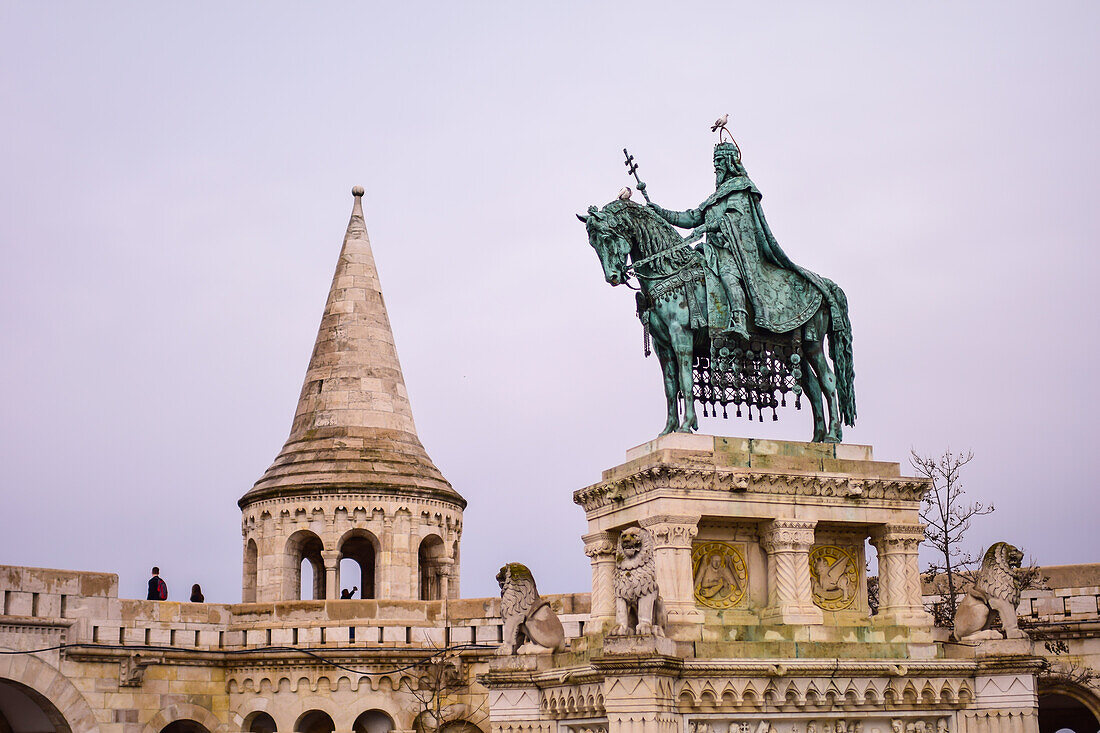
[574,434,931,635]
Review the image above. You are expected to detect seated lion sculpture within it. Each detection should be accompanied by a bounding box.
[953,542,1029,641]
[496,562,565,655]
[613,527,665,636]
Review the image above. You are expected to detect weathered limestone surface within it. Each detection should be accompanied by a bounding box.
[238,189,465,604]
[574,434,933,641]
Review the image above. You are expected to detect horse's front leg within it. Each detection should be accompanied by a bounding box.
[668,315,698,433]
[648,311,680,435]
[653,339,679,436]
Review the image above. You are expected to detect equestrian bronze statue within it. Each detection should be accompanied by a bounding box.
[578,136,855,443]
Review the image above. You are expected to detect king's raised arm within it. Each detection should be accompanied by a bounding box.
[646,200,704,230]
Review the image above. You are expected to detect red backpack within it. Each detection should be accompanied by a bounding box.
[155,577,168,600]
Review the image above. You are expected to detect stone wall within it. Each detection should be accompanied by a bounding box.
[0,564,588,732]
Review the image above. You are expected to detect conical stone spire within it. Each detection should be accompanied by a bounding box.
[241,186,463,508]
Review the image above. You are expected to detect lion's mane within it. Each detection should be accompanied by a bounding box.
[974,542,1024,605]
[614,528,659,603]
[498,563,539,622]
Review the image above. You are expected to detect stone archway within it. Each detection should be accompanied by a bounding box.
[338,529,379,600]
[0,653,98,732]
[285,530,326,601]
[1039,679,1100,733]
[417,535,446,601]
[352,709,394,733]
[143,702,222,733]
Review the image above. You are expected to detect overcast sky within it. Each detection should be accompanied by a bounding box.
[1,3,1098,602]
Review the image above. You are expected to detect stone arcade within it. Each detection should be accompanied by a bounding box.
[1,189,1098,733]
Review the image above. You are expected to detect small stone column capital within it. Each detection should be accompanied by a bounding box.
[320,550,341,568]
[638,514,700,550]
[582,531,617,558]
[760,519,817,553]
[870,523,926,551]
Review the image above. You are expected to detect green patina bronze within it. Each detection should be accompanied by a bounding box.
[579,138,856,443]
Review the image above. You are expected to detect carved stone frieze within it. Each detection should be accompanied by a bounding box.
[573,466,928,513]
[675,670,976,711]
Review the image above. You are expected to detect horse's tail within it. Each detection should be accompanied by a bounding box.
[824,283,857,427]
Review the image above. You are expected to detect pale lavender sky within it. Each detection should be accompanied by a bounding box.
[1,3,1097,602]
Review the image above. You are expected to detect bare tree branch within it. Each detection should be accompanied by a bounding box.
[912,449,993,625]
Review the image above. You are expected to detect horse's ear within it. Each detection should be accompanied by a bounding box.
[587,205,599,215]
[576,213,589,223]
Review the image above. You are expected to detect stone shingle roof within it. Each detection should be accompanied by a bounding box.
[240,188,463,509]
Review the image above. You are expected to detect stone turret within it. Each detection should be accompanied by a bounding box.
[239,187,464,603]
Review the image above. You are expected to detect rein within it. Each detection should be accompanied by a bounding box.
[624,231,704,287]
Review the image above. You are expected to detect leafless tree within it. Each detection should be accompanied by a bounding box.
[405,650,487,733]
[911,449,993,625]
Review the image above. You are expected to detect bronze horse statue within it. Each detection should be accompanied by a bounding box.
[578,199,855,443]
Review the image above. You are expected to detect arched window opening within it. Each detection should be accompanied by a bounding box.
[161,721,211,733]
[0,678,73,733]
[245,711,278,732]
[353,709,395,733]
[1039,691,1100,733]
[243,538,259,603]
[338,531,378,599]
[296,709,335,733]
[285,530,326,601]
[418,535,446,601]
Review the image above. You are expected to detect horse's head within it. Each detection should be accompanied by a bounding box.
[577,202,633,286]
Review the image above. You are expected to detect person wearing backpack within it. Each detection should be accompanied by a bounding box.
[147,567,168,601]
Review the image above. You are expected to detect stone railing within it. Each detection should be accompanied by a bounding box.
[0,564,591,653]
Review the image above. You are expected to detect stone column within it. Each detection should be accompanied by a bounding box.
[638,514,702,625]
[379,515,395,599]
[583,531,617,633]
[436,557,453,601]
[760,519,823,625]
[870,523,932,627]
[322,550,340,600]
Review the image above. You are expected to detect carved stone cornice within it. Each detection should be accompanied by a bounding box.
[573,465,928,513]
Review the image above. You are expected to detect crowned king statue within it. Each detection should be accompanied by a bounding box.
[579,125,856,443]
